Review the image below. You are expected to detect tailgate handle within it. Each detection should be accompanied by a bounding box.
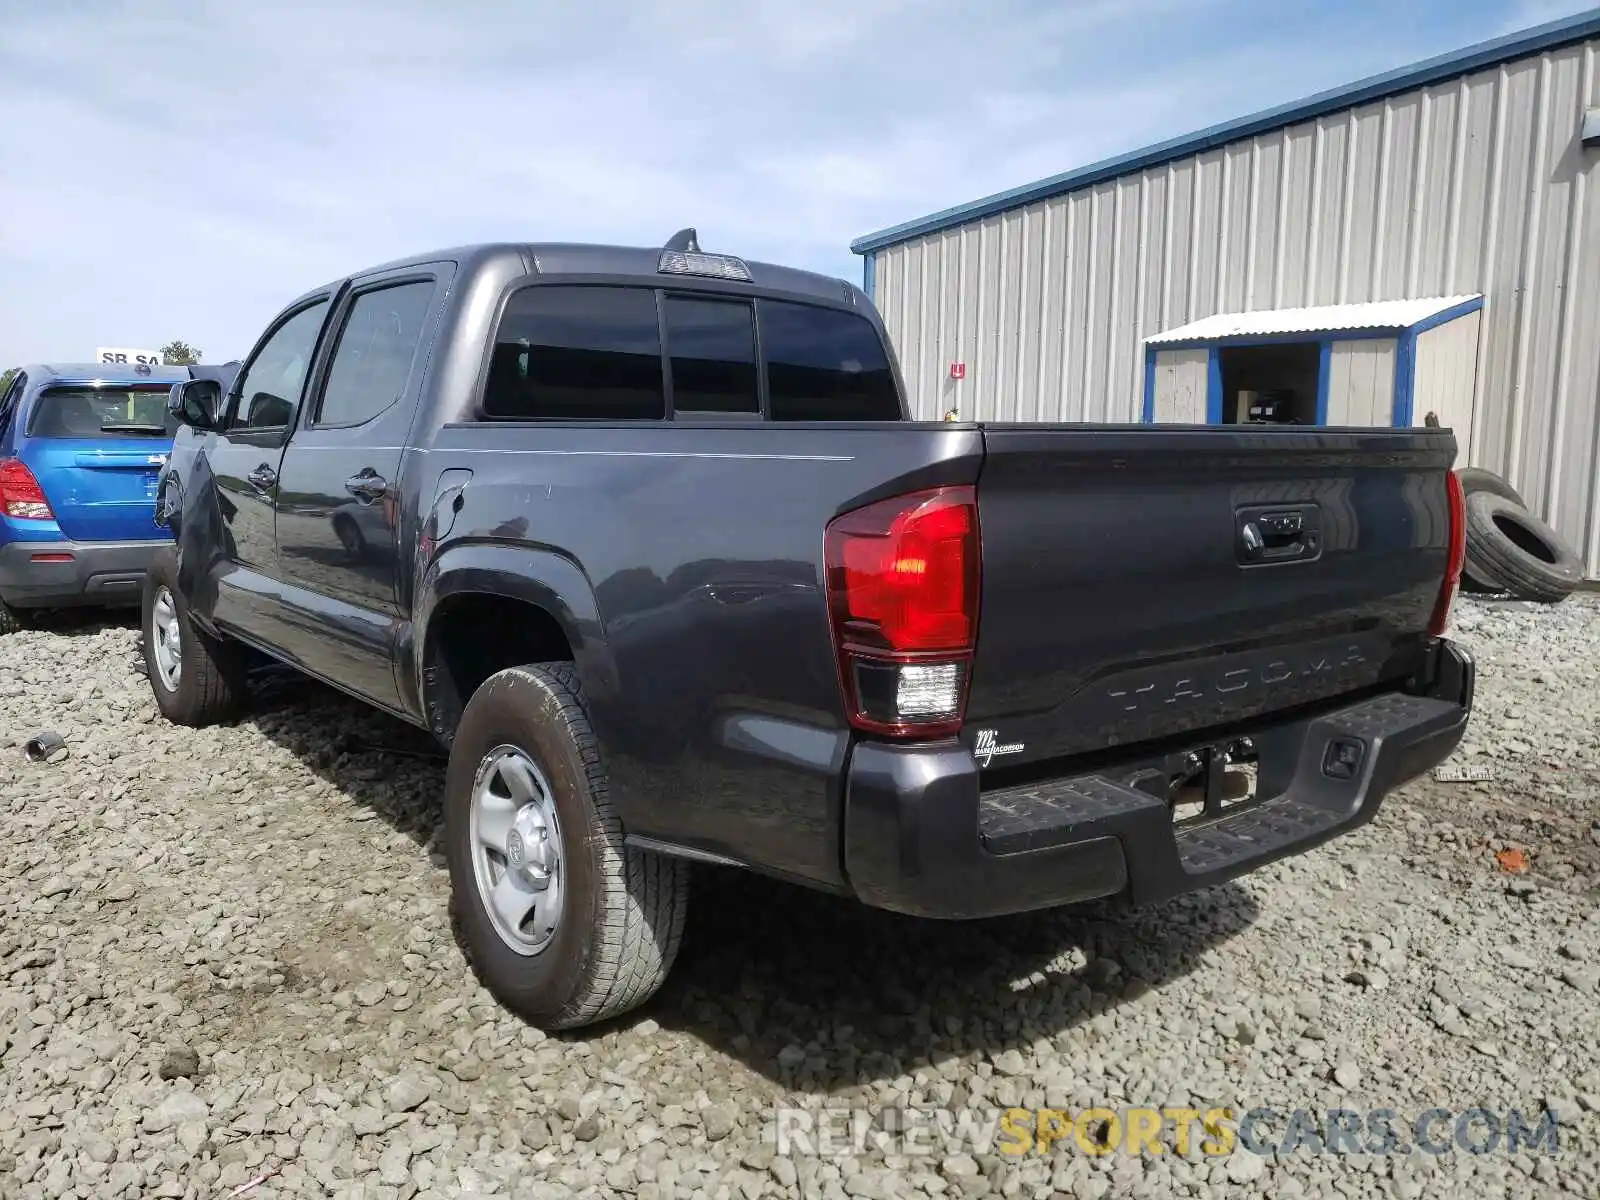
[1255,510,1304,546]
[1238,504,1320,565]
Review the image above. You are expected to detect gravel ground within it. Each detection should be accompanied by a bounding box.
[2,595,1598,1200]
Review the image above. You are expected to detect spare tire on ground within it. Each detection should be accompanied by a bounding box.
[1457,466,1527,508]
[1463,491,1582,604]
[1457,468,1523,593]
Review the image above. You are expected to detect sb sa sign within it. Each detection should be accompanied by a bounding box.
[96,346,164,366]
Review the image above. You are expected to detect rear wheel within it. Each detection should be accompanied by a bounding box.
[142,552,249,726]
[444,663,688,1030]
[0,602,21,636]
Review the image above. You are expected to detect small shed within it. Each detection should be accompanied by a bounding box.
[1141,295,1483,459]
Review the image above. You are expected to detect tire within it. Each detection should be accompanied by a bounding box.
[141,551,249,726]
[0,602,22,636]
[1457,468,1523,592]
[1457,467,1527,509]
[444,662,688,1030]
[1463,492,1582,604]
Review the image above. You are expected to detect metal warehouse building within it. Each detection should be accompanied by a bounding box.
[852,8,1600,577]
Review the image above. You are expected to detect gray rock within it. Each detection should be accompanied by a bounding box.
[1498,947,1540,971]
[703,1104,736,1141]
[1559,967,1598,994]
[941,1154,981,1178]
[158,1043,199,1080]
[377,1138,413,1187]
[385,1072,434,1113]
[991,1048,1028,1076]
[355,980,388,1007]
[176,1120,208,1154]
[349,1106,387,1136]
[1226,1150,1266,1184]
[143,1090,209,1134]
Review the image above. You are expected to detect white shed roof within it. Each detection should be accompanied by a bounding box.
[1145,295,1482,345]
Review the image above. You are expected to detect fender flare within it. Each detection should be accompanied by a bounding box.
[407,541,618,741]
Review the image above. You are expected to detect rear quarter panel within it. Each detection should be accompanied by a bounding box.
[417,420,981,889]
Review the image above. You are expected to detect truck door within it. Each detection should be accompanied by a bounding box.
[204,296,333,642]
[272,265,450,713]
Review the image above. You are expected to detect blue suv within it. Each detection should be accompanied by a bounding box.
[0,362,197,633]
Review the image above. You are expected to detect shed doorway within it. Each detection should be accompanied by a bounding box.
[1218,343,1320,424]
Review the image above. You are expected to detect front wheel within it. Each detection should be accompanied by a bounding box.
[142,553,248,726]
[444,663,688,1030]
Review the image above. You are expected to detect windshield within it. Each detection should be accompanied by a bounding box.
[26,386,179,439]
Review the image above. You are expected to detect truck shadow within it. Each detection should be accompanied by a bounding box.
[651,867,1259,1089]
[240,675,1261,1087]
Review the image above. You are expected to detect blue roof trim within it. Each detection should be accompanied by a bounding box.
[1406,295,1484,335]
[850,8,1600,254]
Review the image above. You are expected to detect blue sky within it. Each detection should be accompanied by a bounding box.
[0,0,1587,369]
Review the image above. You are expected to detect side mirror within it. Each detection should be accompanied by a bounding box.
[168,380,222,429]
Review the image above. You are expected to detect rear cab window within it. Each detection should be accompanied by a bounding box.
[27,386,178,439]
[482,284,901,422]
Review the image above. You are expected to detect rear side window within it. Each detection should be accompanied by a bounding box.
[27,386,178,439]
[663,296,757,414]
[316,279,435,427]
[762,300,901,421]
[485,286,664,420]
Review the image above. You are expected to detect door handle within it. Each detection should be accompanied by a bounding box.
[344,471,388,503]
[247,464,278,493]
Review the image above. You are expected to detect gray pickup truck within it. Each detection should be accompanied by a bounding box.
[148,230,1474,1030]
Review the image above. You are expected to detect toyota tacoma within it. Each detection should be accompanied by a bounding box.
[146,231,1474,1030]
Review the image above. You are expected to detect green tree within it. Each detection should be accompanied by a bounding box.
[161,340,201,366]
[0,367,17,392]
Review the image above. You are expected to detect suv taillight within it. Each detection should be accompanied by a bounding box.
[824,486,979,738]
[1429,469,1466,637]
[0,459,53,520]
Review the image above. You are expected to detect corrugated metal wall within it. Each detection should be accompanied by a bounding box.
[1413,310,1484,465]
[1326,338,1398,425]
[872,34,1600,575]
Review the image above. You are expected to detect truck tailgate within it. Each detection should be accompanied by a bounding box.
[965,426,1456,768]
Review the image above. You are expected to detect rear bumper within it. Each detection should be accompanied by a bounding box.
[842,639,1474,919]
[0,538,166,608]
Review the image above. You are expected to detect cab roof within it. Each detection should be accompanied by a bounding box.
[300,240,865,310]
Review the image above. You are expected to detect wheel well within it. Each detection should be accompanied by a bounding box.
[423,593,574,740]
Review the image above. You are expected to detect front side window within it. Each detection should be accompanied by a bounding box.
[317,280,435,427]
[663,296,757,414]
[761,300,901,421]
[230,300,332,433]
[27,385,177,438]
[485,286,664,420]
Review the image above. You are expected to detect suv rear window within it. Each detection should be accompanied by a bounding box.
[484,286,665,420]
[27,386,178,439]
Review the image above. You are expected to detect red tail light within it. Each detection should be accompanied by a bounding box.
[0,459,53,520]
[1429,469,1466,637]
[824,486,979,737]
